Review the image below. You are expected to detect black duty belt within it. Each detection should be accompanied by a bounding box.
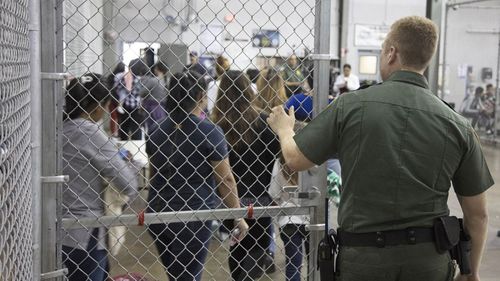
[338,227,434,248]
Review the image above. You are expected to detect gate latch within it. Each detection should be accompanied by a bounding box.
[283,186,321,199]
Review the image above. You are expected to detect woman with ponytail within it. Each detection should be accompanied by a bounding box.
[212,70,281,280]
[62,73,139,281]
[146,71,248,281]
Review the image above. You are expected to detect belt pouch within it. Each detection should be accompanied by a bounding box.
[433,216,460,253]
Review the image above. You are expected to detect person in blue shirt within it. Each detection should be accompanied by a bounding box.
[146,71,248,281]
[284,92,333,121]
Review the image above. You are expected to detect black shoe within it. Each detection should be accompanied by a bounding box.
[262,252,276,274]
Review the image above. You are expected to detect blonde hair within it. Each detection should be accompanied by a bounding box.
[254,68,287,113]
[215,55,230,79]
[385,16,438,70]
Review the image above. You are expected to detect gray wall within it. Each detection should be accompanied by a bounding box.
[342,0,426,81]
[113,0,317,70]
[444,6,500,107]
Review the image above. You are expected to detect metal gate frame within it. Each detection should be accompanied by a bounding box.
[36,0,333,280]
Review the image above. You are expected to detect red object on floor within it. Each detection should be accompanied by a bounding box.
[111,273,150,281]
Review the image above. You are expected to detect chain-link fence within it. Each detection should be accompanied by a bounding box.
[38,0,335,280]
[0,0,34,280]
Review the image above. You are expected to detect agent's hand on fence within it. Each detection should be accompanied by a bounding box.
[267,106,296,137]
[233,218,249,241]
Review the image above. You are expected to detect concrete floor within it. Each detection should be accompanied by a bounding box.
[107,144,500,281]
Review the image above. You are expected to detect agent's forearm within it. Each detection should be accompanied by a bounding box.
[277,128,314,172]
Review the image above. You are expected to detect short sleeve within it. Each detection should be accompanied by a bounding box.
[452,129,494,196]
[293,98,342,165]
[207,125,229,161]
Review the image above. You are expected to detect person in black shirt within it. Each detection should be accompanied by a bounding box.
[184,51,208,76]
[212,70,281,280]
[146,71,248,281]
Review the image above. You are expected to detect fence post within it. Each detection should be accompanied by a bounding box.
[40,0,64,278]
[307,0,332,280]
[29,0,42,279]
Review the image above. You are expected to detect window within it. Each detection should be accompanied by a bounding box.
[359,55,378,75]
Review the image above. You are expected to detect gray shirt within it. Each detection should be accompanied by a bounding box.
[62,118,138,250]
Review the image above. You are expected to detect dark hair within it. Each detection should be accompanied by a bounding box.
[129,58,148,76]
[65,73,110,120]
[166,71,207,124]
[343,64,351,70]
[475,86,484,96]
[212,70,260,148]
[246,68,260,84]
[112,62,126,75]
[153,61,168,75]
[486,84,493,89]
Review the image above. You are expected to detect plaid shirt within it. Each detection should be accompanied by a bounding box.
[114,73,142,110]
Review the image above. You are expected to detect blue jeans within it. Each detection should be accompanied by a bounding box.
[280,224,309,281]
[148,221,212,281]
[62,228,108,281]
[267,222,276,254]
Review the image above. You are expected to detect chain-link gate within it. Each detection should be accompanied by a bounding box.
[39,0,334,280]
[0,0,34,280]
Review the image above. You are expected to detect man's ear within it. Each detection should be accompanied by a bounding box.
[387,46,398,65]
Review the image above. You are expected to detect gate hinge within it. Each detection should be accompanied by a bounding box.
[283,186,321,199]
[41,175,69,184]
[41,72,70,80]
[40,268,68,280]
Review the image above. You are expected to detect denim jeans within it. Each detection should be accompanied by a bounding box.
[62,228,108,281]
[280,224,309,281]
[148,221,212,281]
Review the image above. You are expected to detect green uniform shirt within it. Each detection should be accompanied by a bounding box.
[281,64,305,83]
[294,70,494,233]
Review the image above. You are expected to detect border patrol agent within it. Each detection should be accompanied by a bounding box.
[268,16,492,281]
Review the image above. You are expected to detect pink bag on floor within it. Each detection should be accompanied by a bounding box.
[111,273,150,281]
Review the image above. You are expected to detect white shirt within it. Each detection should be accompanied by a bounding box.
[333,74,360,93]
[206,80,220,114]
[269,161,309,227]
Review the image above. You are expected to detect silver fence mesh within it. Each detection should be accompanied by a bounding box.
[0,0,33,280]
[52,0,334,280]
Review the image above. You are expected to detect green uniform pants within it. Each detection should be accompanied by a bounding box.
[335,242,456,281]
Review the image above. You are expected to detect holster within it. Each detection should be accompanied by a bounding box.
[433,216,471,275]
[450,219,472,275]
